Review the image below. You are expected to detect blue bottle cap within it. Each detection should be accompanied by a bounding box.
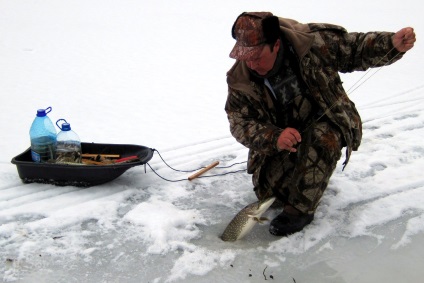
[56,119,71,131]
[36,107,52,117]
[36,109,46,117]
[61,123,71,131]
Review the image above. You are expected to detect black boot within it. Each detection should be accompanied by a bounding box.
[269,207,314,236]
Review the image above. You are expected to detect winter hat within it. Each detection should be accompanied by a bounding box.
[229,12,280,60]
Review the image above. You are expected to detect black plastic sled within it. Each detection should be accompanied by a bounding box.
[11,142,154,187]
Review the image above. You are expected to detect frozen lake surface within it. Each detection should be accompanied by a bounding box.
[1,0,423,282]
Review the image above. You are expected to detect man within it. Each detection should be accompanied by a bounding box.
[225,12,415,236]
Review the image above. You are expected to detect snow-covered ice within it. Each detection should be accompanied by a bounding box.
[1,0,423,282]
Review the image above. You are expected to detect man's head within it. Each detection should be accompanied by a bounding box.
[230,12,281,75]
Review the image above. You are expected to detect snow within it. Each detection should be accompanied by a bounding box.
[0,0,423,282]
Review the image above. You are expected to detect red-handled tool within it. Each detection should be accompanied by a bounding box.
[114,155,139,163]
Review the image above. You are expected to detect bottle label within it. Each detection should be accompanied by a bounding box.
[31,150,41,163]
[30,136,56,162]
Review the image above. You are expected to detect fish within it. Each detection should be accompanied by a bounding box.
[221,196,276,241]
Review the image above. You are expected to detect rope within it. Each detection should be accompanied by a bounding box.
[146,149,247,182]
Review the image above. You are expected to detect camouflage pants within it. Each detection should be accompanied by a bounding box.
[253,120,343,214]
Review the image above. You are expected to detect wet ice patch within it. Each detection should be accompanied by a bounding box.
[347,186,424,238]
[392,213,424,249]
[123,198,206,254]
[166,248,236,282]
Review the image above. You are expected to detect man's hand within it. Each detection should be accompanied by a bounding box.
[393,27,416,52]
[277,127,302,152]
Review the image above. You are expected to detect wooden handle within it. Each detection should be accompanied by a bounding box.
[81,154,120,158]
[188,161,219,181]
[82,159,111,165]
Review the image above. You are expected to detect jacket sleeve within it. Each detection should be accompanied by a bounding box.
[225,86,283,155]
[309,23,404,73]
[334,31,402,72]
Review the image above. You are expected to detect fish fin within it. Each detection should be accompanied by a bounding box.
[255,217,270,224]
[260,217,270,223]
[248,214,262,219]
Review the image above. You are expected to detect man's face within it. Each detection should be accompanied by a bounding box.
[245,40,280,76]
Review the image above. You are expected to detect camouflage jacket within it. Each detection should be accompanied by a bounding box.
[225,18,404,174]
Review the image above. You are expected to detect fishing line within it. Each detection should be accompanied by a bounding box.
[302,43,401,146]
[305,46,403,133]
[153,149,246,172]
[346,47,402,95]
[278,44,403,175]
[145,41,405,182]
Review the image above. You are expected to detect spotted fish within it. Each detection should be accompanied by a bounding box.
[221,197,276,241]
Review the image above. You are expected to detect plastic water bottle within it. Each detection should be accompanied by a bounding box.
[55,119,82,164]
[29,107,57,162]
